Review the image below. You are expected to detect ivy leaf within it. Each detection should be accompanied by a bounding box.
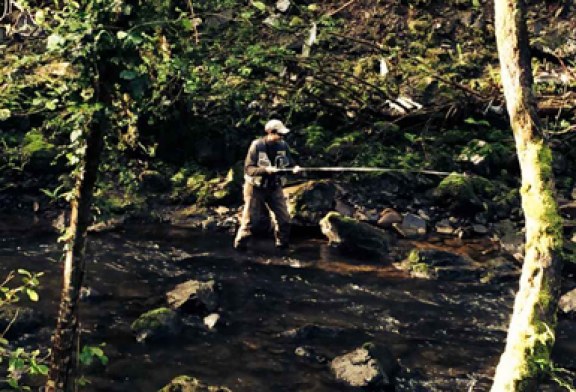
[117,31,128,40]
[251,1,266,11]
[30,363,48,376]
[45,99,58,110]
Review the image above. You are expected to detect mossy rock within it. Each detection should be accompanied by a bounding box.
[397,248,482,281]
[184,164,243,206]
[320,211,391,260]
[285,180,337,225]
[432,172,489,215]
[140,170,172,193]
[131,307,181,342]
[158,375,232,392]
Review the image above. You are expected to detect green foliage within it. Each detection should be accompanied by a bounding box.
[0,270,47,389]
[0,270,43,306]
[21,130,55,159]
[79,344,109,367]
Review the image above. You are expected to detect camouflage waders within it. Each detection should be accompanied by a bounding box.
[234,182,291,248]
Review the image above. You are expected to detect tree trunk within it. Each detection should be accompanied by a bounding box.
[45,113,106,392]
[491,0,564,391]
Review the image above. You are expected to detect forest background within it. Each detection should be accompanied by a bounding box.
[1,0,574,222]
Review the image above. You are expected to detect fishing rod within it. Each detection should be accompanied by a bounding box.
[273,166,453,176]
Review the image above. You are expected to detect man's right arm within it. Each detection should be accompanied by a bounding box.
[245,141,268,176]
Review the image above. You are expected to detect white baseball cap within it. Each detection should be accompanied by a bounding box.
[264,119,290,135]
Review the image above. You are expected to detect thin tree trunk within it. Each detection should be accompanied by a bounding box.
[491,0,564,391]
[45,114,106,392]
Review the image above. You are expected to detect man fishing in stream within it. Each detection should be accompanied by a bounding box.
[234,119,452,251]
[234,119,300,251]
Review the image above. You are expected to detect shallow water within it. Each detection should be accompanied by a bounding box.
[0,217,572,391]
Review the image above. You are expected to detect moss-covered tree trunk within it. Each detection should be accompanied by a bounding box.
[45,113,106,392]
[491,0,564,391]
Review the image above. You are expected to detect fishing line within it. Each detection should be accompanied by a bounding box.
[274,166,453,176]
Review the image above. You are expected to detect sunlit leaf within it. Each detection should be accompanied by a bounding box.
[26,289,39,302]
[251,1,266,11]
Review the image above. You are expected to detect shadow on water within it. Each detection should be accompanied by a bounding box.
[1,217,573,391]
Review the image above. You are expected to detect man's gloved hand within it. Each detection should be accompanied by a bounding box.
[265,166,279,174]
[292,165,302,174]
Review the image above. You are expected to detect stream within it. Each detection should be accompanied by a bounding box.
[1,214,574,391]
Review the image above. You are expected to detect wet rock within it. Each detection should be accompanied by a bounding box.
[166,280,218,314]
[285,180,337,225]
[559,288,576,317]
[479,256,520,284]
[335,198,355,217]
[294,345,328,364]
[377,208,402,228]
[277,324,344,340]
[472,224,489,235]
[320,212,391,259]
[493,219,525,261]
[203,313,220,330]
[158,375,232,392]
[435,218,455,235]
[395,248,481,281]
[354,208,379,223]
[330,343,397,388]
[131,307,181,342]
[393,213,427,238]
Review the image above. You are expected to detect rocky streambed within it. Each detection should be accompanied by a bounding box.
[2,212,576,391]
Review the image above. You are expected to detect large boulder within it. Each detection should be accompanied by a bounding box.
[320,212,391,259]
[131,307,181,342]
[330,343,398,389]
[159,375,232,392]
[285,180,337,225]
[393,213,427,239]
[166,280,218,314]
[431,173,493,216]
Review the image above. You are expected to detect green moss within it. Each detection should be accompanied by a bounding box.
[321,212,389,257]
[21,130,55,157]
[435,172,477,200]
[131,307,174,332]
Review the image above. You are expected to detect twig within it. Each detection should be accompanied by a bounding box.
[327,0,357,17]
[186,0,200,44]
[1,308,19,338]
